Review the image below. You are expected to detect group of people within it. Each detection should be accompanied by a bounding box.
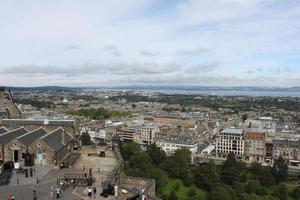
[49,185,62,199]
[87,186,97,199]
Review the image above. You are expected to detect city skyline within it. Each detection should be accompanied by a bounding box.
[1,0,300,87]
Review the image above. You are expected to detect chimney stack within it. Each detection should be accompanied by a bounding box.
[61,129,66,144]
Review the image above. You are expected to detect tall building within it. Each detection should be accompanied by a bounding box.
[139,124,159,146]
[244,131,266,162]
[215,128,245,158]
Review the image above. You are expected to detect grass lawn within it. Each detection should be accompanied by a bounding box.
[160,179,207,200]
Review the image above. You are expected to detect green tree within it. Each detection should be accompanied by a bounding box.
[250,162,275,186]
[221,152,244,185]
[80,132,91,145]
[145,167,168,192]
[187,187,197,198]
[209,185,232,200]
[129,151,152,171]
[290,186,300,200]
[121,142,141,161]
[173,148,191,168]
[194,161,219,191]
[272,184,288,200]
[183,172,194,187]
[168,190,178,200]
[146,143,166,166]
[272,156,288,183]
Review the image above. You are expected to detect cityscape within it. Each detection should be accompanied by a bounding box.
[1,1,300,200]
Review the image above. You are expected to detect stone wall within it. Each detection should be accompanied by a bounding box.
[119,176,156,197]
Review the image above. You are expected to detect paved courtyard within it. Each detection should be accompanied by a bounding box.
[0,146,120,200]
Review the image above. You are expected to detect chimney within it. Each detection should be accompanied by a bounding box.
[61,129,66,144]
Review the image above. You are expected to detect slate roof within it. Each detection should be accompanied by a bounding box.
[17,128,48,146]
[0,127,7,135]
[41,128,73,153]
[0,119,75,126]
[0,127,28,145]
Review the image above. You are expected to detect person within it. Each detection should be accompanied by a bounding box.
[93,186,97,198]
[56,187,61,199]
[50,185,55,199]
[87,187,92,199]
[8,195,13,200]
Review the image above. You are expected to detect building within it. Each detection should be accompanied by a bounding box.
[139,124,159,146]
[0,121,78,167]
[273,136,300,167]
[0,119,79,137]
[117,127,139,143]
[153,115,196,127]
[0,86,22,119]
[215,128,245,158]
[155,128,198,154]
[244,131,266,162]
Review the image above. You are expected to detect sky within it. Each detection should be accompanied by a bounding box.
[0,0,300,87]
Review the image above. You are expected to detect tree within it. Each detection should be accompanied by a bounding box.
[80,132,91,145]
[209,186,232,200]
[245,180,266,195]
[147,143,166,166]
[129,151,152,171]
[290,186,300,200]
[121,142,141,161]
[183,172,194,187]
[145,167,168,192]
[187,187,197,198]
[272,156,288,183]
[173,148,191,168]
[250,162,275,186]
[194,161,219,191]
[272,184,288,200]
[168,190,178,200]
[221,152,244,185]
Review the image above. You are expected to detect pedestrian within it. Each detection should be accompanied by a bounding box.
[56,187,61,199]
[50,185,55,199]
[93,186,97,198]
[8,195,13,200]
[87,187,92,199]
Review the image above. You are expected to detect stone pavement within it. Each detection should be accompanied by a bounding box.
[0,147,121,200]
[9,165,55,186]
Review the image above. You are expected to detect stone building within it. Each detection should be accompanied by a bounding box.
[273,136,300,167]
[0,86,22,119]
[244,131,266,162]
[0,119,79,137]
[31,128,74,165]
[139,124,159,146]
[155,127,198,154]
[0,125,76,167]
[0,127,29,164]
[215,128,245,158]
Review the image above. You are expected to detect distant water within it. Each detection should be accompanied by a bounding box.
[113,89,300,97]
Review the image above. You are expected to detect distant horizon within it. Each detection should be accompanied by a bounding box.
[5,84,300,90]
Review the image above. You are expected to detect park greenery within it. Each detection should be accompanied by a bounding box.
[15,98,55,109]
[119,142,300,200]
[66,107,130,120]
[110,94,300,112]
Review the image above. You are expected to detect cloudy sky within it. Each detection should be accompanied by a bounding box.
[0,0,300,87]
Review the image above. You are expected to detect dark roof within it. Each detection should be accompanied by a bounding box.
[18,128,48,146]
[0,127,7,135]
[0,119,75,127]
[0,127,28,145]
[41,128,73,153]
